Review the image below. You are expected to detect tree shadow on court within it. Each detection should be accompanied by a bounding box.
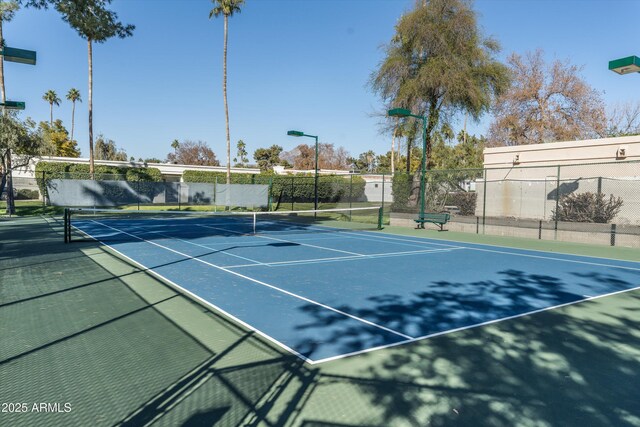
[5,219,640,426]
[288,269,640,426]
[1,221,322,427]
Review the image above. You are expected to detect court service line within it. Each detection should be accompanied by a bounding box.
[222,247,462,269]
[339,231,640,272]
[89,220,414,342]
[131,227,268,267]
[309,282,640,365]
[196,224,367,257]
[70,224,315,364]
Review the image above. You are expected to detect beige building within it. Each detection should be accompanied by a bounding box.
[477,135,640,225]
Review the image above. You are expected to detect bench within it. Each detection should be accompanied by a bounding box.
[414,212,450,231]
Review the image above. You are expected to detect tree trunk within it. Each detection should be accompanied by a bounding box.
[5,150,15,215]
[1,22,14,215]
[50,103,53,125]
[425,101,439,170]
[0,19,5,114]
[223,15,231,185]
[88,39,94,177]
[405,138,412,173]
[71,101,75,143]
[390,123,396,175]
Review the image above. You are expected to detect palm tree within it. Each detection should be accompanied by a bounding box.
[66,88,81,143]
[42,90,61,125]
[35,0,135,177]
[209,0,244,185]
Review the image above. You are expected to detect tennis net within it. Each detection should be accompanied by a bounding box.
[63,206,384,243]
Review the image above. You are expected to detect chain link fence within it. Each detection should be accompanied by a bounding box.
[389,160,640,248]
[5,162,638,247]
[2,172,393,225]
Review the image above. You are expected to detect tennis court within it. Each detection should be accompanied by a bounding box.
[65,207,640,364]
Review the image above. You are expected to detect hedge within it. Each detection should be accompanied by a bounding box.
[35,161,163,181]
[36,161,164,203]
[182,170,366,205]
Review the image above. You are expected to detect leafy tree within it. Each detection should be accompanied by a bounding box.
[376,152,391,173]
[166,140,219,166]
[349,150,377,173]
[94,134,126,161]
[24,0,135,176]
[605,101,640,137]
[430,128,484,170]
[39,119,80,157]
[281,143,350,170]
[233,139,248,167]
[66,88,81,143]
[42,89,61,125]
[371,0,509,169]
[144,158,162,164]
[1,114,48,214]
[253,144,283,172]
[488,50,606,146]
[171,139,180,151]
[209,0,244,184]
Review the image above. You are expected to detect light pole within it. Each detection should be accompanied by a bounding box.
[287,130,319,212]
[1,45,36,217]
[387,108,428,226]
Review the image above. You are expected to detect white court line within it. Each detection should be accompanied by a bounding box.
[222,248,462,269]
[89,220,413,343]
[309,283,640,364]
[70,223,314,364]
[128,226,268,267]
[337,231,640,272]
[197,223,366,257]
[71,221,640,365]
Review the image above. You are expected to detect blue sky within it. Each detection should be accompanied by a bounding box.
[3,0,639,163]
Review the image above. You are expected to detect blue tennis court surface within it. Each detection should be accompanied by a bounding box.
[71,214,640,364]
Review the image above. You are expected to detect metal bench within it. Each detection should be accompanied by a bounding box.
[414,212,450,231]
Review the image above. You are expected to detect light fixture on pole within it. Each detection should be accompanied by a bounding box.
[287,130,319,212]
[387,108,428,226]
[609,55,640,75]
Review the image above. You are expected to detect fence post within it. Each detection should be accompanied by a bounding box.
[539,220,542,239]
[597,176,602,195]
[268,176,273,211]
[291,176,295,211]
[381,174,385,224]
[554,165,561,240]
[136,180,140,211]
[482,169,487,234]
[214,177,217,212]
[349,174,353,221]
[178,182,181,211]
[41,170,46,207]
[610,223,617,246]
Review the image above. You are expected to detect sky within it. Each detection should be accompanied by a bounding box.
[3,0,639,164]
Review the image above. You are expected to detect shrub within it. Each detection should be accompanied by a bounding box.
[391,173,413,212]
[552,192,623,223]
[446,192,477,216]
[15,189,40,200]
